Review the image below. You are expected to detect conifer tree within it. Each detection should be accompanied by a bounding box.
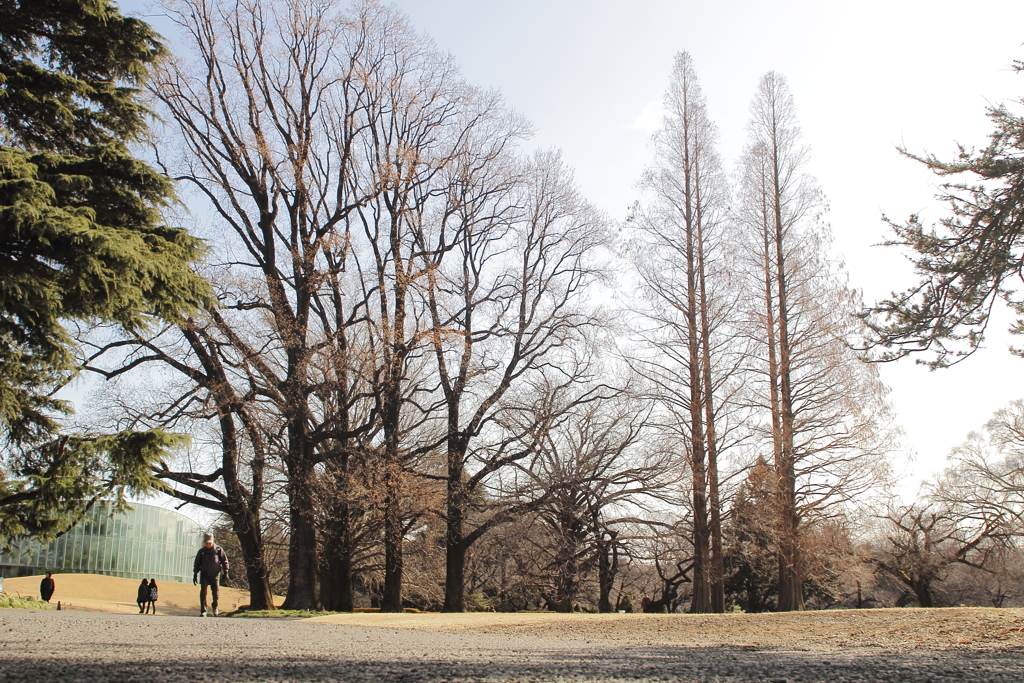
[865,61,1024,368]
[0,0,210,538]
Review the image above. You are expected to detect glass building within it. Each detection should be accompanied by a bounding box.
[0,501,203,583]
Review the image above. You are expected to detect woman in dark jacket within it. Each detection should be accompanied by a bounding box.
[137,579,149,613]
[146,579,158,614]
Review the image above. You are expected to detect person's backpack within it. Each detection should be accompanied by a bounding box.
[149,585,158,601]
[199,545,223,576]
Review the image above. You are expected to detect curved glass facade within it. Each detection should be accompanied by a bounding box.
[0,501,203,583]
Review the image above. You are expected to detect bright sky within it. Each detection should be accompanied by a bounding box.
[122,0,1024,499]
[383,0,1024,494]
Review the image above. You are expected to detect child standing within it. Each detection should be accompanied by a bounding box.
[146,579,158,614]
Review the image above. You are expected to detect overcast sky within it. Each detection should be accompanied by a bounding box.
[124,0,1024,498]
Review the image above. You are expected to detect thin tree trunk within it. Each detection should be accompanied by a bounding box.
[443,431,469,612]
[677,96,711,615]
[771,112,804,613]
[213,383,275,612]
[595,515,617,613]
[696,219,725,613]
[380,446,405,612]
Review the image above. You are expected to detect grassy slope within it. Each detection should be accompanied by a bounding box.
[2,574,265,614]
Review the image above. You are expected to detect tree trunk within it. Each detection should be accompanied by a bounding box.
[318,503,355,612]
[232,512,275,611]
[380,461,404,612]
[442,466,467,612]
[443,439,467,612]
[683,135,711,615]
[911,579,935,608]
[282,458,319,610]
[772,125,803,613]
[597,534,617,613]
[696,216,725,614]
[214,403,274,611]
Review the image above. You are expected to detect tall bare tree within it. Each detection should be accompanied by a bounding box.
[338,13,544,612]
[150,0,412,609]
[628,52,739,613]
[874,486,1011,608]
[415,148,611,612]
[82,310,279,611]
[737,72,894,611]
[946,400,1024,527]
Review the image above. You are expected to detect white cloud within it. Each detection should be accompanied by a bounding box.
[629,100,665,134]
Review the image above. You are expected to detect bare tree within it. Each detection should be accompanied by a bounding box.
[627,52,740,613]
[150,0,412,608]
[505,378,674,612]
[946,400,1024,528]
[633,520,693,613]
[414,147,611,611]
[873,494,1008,608]
[82,311,279,610]
[869,406,1024,607]
[736,72,895,611]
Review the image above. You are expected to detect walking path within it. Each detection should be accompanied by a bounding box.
[3,607,1023,681]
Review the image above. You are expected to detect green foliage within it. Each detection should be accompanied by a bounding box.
[0,429,181,543]
[0,0,211,443]
[0,593,53,609]
[0,0,211,537]
[724,458,778,613]
[464,592,491,612]
[724,457,853,612]
[864,61,1024,368]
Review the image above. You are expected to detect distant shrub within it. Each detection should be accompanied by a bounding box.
[465,592,490,612]
[0,594,52,610]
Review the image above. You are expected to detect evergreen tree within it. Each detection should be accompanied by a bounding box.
[865,61,1024,367]
[0,0,210,539]
[724,457,777,612]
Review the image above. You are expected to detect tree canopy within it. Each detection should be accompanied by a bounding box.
[0,0,211,539]
[864,61,1024,368]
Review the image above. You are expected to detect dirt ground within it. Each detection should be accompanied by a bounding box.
[3,607,1024,682]
[2,573,257,615]
[5,572,1024,653]
[310,606,1024,651]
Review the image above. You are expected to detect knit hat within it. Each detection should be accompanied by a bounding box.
[203,532,214,544]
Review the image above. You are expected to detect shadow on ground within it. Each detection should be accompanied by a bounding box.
[3,644,1022,683]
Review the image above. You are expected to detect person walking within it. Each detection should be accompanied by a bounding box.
[39,572,55,603]
[136,578,149,613]
[193,532,229,617]
[147,579,159,614]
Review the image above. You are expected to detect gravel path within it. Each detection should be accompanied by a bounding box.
[2,608,1023,682]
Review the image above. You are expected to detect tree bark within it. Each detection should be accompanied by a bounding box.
[443,446,468,612]
[318,500,355,612]
[233,512,275,611]
[282,457,319,610]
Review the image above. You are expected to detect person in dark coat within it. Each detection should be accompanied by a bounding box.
[39,572,55,603]
[137,579,149,613]
[147,579,159,614]
[193,532,229,616]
